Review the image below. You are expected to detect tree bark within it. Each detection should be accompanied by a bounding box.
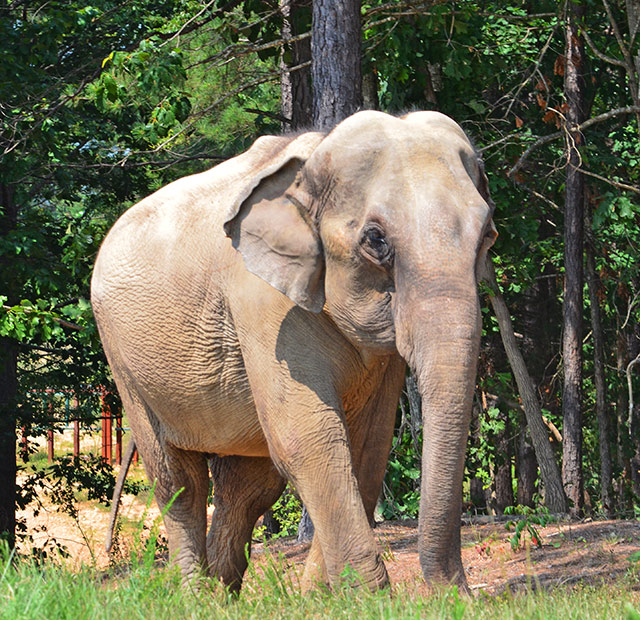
[585,234,614,516]
[480,257,568,513]
[311,0,362,129]
[280,0,312,130]
[297,506,315,543]
[517,274,550,507]
[0,182,18,546]
[494,409,513,513]
[516,412,537,508]
[561,0,587,516]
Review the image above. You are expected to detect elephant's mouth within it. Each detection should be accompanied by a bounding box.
[325,289,397,355]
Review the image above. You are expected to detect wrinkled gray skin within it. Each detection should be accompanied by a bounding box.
[91,111,496,593]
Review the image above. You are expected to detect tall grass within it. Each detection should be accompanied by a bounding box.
[1,542,638,620]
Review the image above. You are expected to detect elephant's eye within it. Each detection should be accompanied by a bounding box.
[361,225,393,266]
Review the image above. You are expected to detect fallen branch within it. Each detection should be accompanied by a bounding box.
[479,256,568,513]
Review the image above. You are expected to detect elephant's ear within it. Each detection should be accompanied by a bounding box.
[224,148,325,313]
[476,156,494,207]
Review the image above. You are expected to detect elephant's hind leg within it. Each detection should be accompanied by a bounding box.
[207,455,285,593]
[116,382,209,581]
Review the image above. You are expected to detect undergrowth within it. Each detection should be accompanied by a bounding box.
[1,537,639,620]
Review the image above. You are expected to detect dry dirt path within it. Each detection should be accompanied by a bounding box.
[252,517,640,595]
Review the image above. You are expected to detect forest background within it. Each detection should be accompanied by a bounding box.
[1,0,639,551]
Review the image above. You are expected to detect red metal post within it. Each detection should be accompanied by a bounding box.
[73,397,80,458]
[101,397,106,461]
[105,413,112,464]
[116,414,122,466]
[101,390,113,463]
[74,419,80,458]
[103,391,113,464]
[47,428,54,463]
[47,400,54,462]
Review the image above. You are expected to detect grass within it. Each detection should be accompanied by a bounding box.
[1,544,638,620]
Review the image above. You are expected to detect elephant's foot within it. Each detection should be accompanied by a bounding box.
[300,538,329,593]
[349,554,390,592]
[302,540,389,593]
[207,552,246,594]
[420,559,470,595]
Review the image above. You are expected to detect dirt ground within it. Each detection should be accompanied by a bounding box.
[252,517,640,595]
[16,483,640,595]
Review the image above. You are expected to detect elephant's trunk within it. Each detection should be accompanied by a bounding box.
[396,290,480,590]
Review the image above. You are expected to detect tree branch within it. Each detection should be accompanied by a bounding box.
[2,306,84,332]
[508,106,640,177]
[577,166,640,195]
[627,352,640,435]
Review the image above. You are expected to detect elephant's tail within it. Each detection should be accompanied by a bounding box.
[105,438,137,553]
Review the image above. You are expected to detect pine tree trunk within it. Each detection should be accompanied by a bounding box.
[0,341,17,547]
[517,276,550,507]
[516,414,537,508]
[561,0,587,516]
[628,317,640,498]
[585,235,614,516]
[615,328,632,512]
[311,0,362,129]
[494,410,513,514]
[297,506,314,543]
[296,0,364,540]
[280,0,312,130]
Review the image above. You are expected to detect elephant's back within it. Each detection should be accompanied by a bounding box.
[90,158,271,456]
[90,133,325,457]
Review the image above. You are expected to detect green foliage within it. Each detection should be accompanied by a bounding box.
[381,436,421,519]
[504,505,553,550]
[93,37,191,145]
[255,486,303,540]
[382,392,422,519]
[42,455,146,511]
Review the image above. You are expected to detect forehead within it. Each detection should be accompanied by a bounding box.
[315,111,480,185]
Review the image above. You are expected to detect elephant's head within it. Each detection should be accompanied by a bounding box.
[224,110,496,588]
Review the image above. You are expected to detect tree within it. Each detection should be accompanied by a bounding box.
[585,232,614,516]
[480,258,568,513]
[280,0,313,128]
[311,0,363,128]
[561,0,587,516]
[294,0,366,542]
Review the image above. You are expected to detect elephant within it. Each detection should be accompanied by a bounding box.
[91,110,496,593]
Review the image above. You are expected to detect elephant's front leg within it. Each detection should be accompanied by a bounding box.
[300,355,406,591]
[254,386,389,591]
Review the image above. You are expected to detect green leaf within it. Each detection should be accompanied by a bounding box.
[102,73,118,102]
